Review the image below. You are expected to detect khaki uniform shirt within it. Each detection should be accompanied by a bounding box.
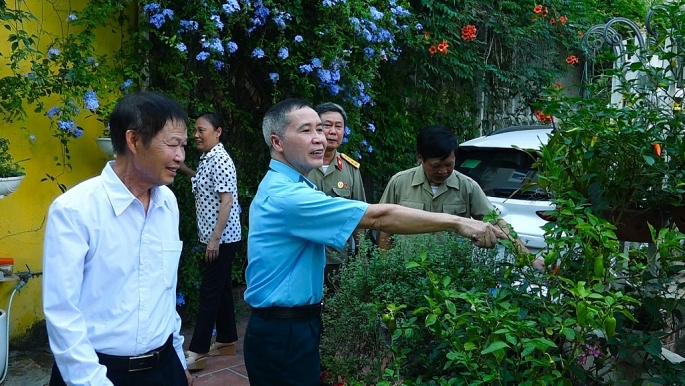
[379,165,494,241]
[308,150,367,264]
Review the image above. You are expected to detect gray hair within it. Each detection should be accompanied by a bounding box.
[262,98,312,151]
[314,102,347,126]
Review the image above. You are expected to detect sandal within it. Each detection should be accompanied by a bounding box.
[185,350,208,371]
[208,341,237,356]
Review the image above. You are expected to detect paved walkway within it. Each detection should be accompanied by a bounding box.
[2,302,251,386]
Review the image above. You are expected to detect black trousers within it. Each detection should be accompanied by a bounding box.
[244,314,322,385]
[188,241,240,353]
[49,338,187,386]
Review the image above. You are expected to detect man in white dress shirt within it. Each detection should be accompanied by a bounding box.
[43,91,193,386]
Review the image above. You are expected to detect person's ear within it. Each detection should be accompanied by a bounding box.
[271,134,284,153]
[215,127,223,140]
[417,153,424,164]
[125,130,140,154]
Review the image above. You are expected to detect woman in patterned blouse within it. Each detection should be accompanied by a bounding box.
[179,113,242,371]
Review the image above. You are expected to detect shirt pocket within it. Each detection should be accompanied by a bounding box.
[162,240,183,289]
[443,203,467,216]
[332,187,351,198]
[400,200,424,210]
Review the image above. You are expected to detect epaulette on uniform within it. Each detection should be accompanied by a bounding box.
[340,153,360,169]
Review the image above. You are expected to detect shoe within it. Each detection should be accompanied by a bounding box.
[185,350,208,371]
[208,341,237,356]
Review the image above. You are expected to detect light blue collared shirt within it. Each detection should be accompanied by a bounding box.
[245,160,369,308]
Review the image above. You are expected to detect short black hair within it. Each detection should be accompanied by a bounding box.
[416,125,458,160]
[314,102,347,126]
[110,91,188,155]
[198,112,227,143]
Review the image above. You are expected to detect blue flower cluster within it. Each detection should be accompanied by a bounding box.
[322,0,345,6]
[57,121,83,139]
[272,9,292,30]
[67,13,77,22]
[145,3,174,30]
[252,47,265,59]
[179,20,199,33]
[84,90,99,112]
[269,73,279,83]
[47,47,60,59]
[277,47,289,60]
[176,292,186,307]
[248,1,271,35]
[223,0,240,14]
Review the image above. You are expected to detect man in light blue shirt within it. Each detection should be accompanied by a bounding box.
[244,98,508,386]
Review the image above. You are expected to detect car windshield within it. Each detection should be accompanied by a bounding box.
[455,148,549,200]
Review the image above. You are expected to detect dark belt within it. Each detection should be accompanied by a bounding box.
[97,334,173,372]
[251,303,323,319]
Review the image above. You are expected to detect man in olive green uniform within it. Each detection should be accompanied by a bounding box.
[378,125,506,250]
[307,102,367,291]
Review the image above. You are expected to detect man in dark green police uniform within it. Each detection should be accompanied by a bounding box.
[307,102,367,291]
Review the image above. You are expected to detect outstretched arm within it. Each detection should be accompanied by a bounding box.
[358,204,506,249]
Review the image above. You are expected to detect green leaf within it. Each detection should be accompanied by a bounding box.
[425,314,437,327]
[481,341,509,355]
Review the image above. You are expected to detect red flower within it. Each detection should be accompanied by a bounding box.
[555,82,562,89]
[550,18,555,24]
[565,55,579,65]
[533,4,543,14]
[428,45,437,55]
[543,6,548,15]
[559,15,568,24]
[437,40,449,54]
[534,110,553,124]
[461,25,477,41]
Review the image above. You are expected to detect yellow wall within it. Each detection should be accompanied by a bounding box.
[0,0,125,339]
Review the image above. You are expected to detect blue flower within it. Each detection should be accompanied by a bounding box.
[176,43,187,53]
[330,69,341,82]
[391,6,410,17]
[329,84,340,95]
[46,107,60,119]
[367,145,373,153]
[342,137,349,144]
[223,0,240,14]
[273,11,291,29]
[196,51,210,61]
[226,41,238,54]
[208,38,224,54]
[252,47,265,59]
[67,13,77,21]
[143,3,161,14]
[179,20,199,32]
[176,293,186,307]
[415,23,423,30]
[317,69,332,84]
[214,60,225,70]
[210,15,224,31]
[277,47,289,60]
[72,127,84,139]
[254,5,270,20]
[47,47,60,59]
[367,123,376,132]
[58,120,75,131]
[149,14,166,29]
[269,72,279,82]
[84,90,99,112]
[120,79,134,90]
[344,126,351,136]
[87,57,98,66]
[299,64,313,73]
[294,35,303,43]
[369,6,384,20]
[364,47,375,59]
[354,151,362,159]
[162,8,174,19]
[311,58,322,68]
[29,134,36,143]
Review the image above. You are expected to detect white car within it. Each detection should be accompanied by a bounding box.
[455,126,554,255]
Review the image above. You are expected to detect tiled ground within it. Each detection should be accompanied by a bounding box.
[185,303,250,386]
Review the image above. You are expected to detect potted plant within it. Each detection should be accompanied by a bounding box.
[0,137,26,198]
[539,9,685,241]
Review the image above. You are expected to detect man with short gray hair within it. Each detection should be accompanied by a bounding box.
[307,102,366,292]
